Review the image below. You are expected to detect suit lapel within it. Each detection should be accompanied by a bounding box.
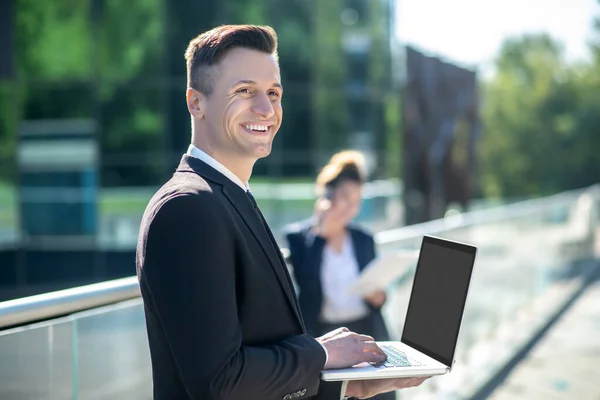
[222,185,304,328]
[177,155,304,329]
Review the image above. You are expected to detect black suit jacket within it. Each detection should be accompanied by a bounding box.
[285,222,390,340]
[136,155,343,400]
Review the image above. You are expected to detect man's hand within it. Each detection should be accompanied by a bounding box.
[363,290,386,308]
[345,376,431,398]
[317,327,387,369]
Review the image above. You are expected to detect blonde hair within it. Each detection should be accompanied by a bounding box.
[316,150,367,196]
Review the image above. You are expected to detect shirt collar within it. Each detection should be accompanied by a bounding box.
[186,144,249,191]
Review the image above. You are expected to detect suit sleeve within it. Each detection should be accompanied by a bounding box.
[139,194,342,400]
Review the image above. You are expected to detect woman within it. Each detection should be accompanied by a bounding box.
[285,151,393,384]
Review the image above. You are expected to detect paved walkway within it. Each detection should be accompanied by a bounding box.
[489,279,600,400]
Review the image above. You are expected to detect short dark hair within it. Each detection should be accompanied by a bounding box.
[184,24,278,95]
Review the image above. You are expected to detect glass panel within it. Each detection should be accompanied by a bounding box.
[75,300,152,400]
[0,321,74,400]
[378,189,599,398]
[0,188,595,399]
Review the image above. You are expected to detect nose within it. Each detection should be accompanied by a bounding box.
[250,93,275,119]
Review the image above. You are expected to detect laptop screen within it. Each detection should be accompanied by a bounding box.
[401,236,476,367]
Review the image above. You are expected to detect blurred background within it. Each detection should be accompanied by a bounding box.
[0,0,599,399]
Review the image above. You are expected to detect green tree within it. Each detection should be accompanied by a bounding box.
[566,5,600,190]
[96,0,166,186]
[312,0,348,166]
[480,34,578,197]
[481,25,600,199]
[8,0,166,186]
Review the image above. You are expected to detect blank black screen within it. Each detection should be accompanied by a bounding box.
[401,237,475,366]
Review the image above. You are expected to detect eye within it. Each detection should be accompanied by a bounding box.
[237,88,252,94]
[268,90,281,98]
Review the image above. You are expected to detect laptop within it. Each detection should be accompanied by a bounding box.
[321,235,477,381]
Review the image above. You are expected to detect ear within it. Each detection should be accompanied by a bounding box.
[186,87,206,119]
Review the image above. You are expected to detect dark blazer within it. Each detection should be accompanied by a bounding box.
[285,222,390,340]
[136,155,343,400]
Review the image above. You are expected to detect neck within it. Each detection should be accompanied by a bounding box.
[326,229,347,252]
[326,227,348,241]
[192,133,254,185]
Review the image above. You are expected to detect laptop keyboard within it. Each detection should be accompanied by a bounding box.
[371,344,423,368]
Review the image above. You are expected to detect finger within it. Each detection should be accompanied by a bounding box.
[411,377,429,386]
[359,341,387,357]
[387,378,415,389]
[400,377,426,388]
[360,350,387,364]
[363,379,394,397]
[354,333,375,342]
[403,378,419,387]
[359,341,382,352]
[355,336,381,348]
[408,380,424,388]
[316,199,332,215]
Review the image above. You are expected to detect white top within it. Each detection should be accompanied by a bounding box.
[320,234,369,324]
[187,144,249,191]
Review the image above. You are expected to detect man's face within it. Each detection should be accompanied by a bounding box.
[196,47,283,163]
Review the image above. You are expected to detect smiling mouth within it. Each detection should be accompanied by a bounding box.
[242,124,271,135]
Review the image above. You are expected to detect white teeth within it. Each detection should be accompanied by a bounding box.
[245,125,268,131]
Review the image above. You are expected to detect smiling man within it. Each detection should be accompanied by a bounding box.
[136,25,427,400]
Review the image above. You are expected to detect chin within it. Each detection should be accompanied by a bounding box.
[250,139,274,158]
[254,146,272,159]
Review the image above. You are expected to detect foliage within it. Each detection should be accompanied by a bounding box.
[4,0,598,196]
[479,28,600,198]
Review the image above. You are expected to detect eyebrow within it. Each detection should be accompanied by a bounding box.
[232,80,283,90]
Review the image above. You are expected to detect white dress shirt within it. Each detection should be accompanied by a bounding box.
[186,144,331,370]
[187,144,249,190]
[319,234,369,324]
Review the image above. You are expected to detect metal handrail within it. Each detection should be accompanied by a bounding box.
[0,276,140,330]
[0,184,597,331]
[376,184,599,245]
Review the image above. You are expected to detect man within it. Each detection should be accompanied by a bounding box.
[136,24,428,399]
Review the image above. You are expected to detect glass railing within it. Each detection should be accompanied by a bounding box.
[0,299,151,400]
[0,277,146,399]
[377,185,599,399]
[0,178,403,252]
[97,178,403,250]
[0,184,597,400]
